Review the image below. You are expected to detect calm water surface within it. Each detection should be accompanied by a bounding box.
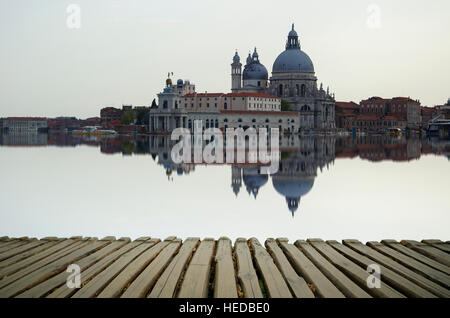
[1,133,449,242]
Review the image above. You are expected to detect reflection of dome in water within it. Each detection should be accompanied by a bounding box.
[243,168,268,198]
[272,176,315,215]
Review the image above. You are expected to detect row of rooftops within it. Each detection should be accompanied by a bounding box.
[183,92,279,99]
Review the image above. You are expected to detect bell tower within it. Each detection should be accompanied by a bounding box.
[231,51,242,92]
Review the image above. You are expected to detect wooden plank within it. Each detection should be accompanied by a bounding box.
[0,239,39,260]
[422,240,450,253]
[17,237,129,298]
[402,240,450,266]
[294,240,371,298]
[306,239,403,298]
[0,238,83,287]
[213,237,238,298]
[0,239,61,270]
[0,240,45,263]
[177,238,215,298]
[278,240,344,298]
[381,240,450,275]
[367,241,450,288]
[234,238,263,298]
[121,239,182,298]
[327,240,436,298]
[98,238,176,298]
[249,238,292,298]
[0,239,31,254]
[343,240,449,298]
[71,238,159,298]
[0,238,110,298]
[266,239,314,298]
[148,237,199,298]
[47,238,147,298]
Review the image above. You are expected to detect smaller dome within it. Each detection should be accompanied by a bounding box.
[243,63,268,80]
[176,79,183,86]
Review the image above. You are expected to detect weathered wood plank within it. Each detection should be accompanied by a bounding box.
[0,239,31,254]
[98,238,176,298]
[381,240,450,275]
[306,239,403,298]
[213,237,238,298]
[294,240,371,298]
[0,240,46,263]
[249,238,292,298]
[278,240,344,298]
[266,239,314,298]
[327,240,436,298]
[121,239,182,298]
[17,237,129,298]
[401,240,450,266]
[148,237,199,298]
[177,238,215,298]
[71,238,159,298]
[47,238,146,298]
[0,238,83,288]
[367,241,450,288]
[343,240,449,298]
[0,239,61,270]
[0,238,111,298]
[234,238,263,298]
[422,240,450,253]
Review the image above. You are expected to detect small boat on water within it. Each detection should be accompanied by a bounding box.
[72,126,117,136]
[386,127,403,136]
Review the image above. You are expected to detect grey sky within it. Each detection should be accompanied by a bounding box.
[1,0,449,118]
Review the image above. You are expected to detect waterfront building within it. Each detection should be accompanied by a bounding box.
[149,75,298,134]
[2,117,47,133]
[149,24,334,134]
[335,101,360,130]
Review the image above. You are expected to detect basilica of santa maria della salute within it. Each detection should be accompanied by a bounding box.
[149,24,336,135]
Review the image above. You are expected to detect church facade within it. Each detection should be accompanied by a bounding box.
[149,24,335,134]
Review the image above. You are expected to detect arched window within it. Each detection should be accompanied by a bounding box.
[296,84,300,96]
[265,119,270,123]
[301,84,306,97]
[224,102,228,110]
[238,118,242,123]
[301,105,311,111]
[163,100,168,109]
[252,119,256,123]
[215,119,219,128]
[206,119,209,128]
[278,84,283,96]
[188,119,192,129]
[224,118,228,123]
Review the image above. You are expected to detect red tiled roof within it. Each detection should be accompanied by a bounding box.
[355,115,381,121]
[335,101,359,109]
[220,110,298,116]
[184,93,224,98]
[224,92,279,99]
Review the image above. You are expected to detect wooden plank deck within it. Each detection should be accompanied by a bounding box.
[0,237,448,298]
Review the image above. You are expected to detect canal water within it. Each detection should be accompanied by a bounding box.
[1,133,449,242]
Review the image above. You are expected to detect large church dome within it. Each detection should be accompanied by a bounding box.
[272,177,314,199]
[272,24,315,74]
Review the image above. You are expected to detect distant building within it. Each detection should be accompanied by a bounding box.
[100,107,123,127]
[2,117,47,133]
[335,101,359,130]
[421,106,436,125]
[435,105,450,120]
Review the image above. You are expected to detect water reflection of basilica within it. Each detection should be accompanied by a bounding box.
[147,135,336,216]
[2,131,449,215]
